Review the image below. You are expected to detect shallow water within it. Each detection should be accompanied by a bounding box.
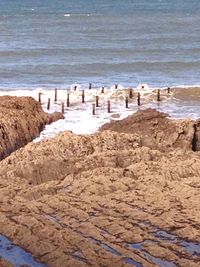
[0,235,46,267]
[126,221,200,266]
[1,85,200,141]
[154,229,200,256]
[123,257,143,267]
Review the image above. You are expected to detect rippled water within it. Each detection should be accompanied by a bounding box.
[0,0,199,89]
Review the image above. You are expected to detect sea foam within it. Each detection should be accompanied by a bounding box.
[0,84,200,142]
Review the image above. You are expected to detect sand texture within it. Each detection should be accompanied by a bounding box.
[0,109,200,266]
[0,96,63,160]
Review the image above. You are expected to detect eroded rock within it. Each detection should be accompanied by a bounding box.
[0,96,63,160]
[100,108,200,151]
[0,119,200,266]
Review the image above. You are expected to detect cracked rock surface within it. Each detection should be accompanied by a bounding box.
[0,109,200,266]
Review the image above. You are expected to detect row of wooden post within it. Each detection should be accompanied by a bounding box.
[38,87,171,114]
[41,93,139,111]
[42,97,116,115]
[39,87,171,104]
[39,91,161,114]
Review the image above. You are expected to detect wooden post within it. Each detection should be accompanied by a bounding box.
[47,98,50,110]
[137,93,141,106]
[82,90,85,103]
[54,88,57,102]
[38,92,42,103]
[115,84,118,89]
[157,89,161,102]
[101,87,104,93]
[107,100,111,113]
[61,102,65,114]
[96,96,99,107]
[74,85,77,91]
[92,103,95,115]
[89,83,92,90]
[67,93,70,107]
[125,97,128,108]
[129,88,133,99]
[167,87,170,93]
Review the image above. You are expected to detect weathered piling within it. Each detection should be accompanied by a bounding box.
[38,92,42,103]
[82,90,85,103]
[157,89,161,102]
[61,102,65,114]
[137,93,141,106]
[54,88,57,102]
[96,96,99,107]
[115,84,118,89]
[47,98,50,110]
[89,83,92,90]
[129,88,133,99]
[107,100,111,113]
[67,93,70,107]
[92,103,95,115]
[74,85,77,91]
[167,87,171,93]
[101,87,104,93]
[125,96,129,108]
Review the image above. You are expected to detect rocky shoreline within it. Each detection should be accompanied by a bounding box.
[0,100,200,267]
[100,108,200,152]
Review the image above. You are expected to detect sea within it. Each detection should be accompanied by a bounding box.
[0,0,200,139]
[0,0,200,89]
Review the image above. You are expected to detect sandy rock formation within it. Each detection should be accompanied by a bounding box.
[100,108,200,151]
[0,112,200,266]
[0,96,63,160]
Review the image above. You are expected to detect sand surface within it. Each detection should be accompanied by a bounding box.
[0,108,200,266]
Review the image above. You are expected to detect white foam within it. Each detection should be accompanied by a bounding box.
[110,84,125,90]
[70,83,81,91]
[171,84,200,89]
[136,83,150,90]
[64,14,71,17]
[1,84,200,142]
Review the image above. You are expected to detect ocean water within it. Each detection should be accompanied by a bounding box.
[0,0,200,89]
[0,1,200,142]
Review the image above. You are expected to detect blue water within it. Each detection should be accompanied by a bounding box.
[0,0,199,89]
[0,234,47,267]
